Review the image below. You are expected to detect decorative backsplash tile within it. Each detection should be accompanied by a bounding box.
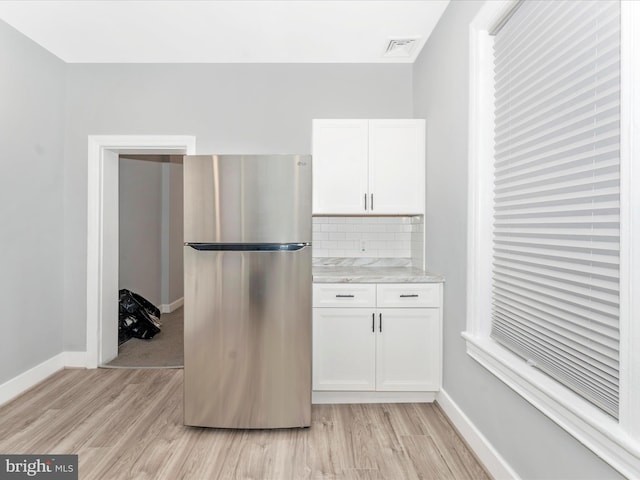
[411,215,425,269]
[312,216,424,267]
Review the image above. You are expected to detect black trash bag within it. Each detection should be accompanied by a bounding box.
[118,289,161,344]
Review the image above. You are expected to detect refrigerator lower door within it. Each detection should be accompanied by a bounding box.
[183,245,311,429]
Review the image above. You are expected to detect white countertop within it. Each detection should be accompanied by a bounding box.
[312,258,445,284]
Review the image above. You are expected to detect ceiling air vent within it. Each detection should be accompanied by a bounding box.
[384,38,420,58]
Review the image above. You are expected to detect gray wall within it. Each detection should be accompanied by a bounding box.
[63,63,413,350]
[118,157,163,306]
[412,2,623,478]
[164,162,183,305]
[0,20,65,384]
[119,158,184,309]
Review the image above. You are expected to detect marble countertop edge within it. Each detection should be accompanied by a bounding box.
[312,258,445,284]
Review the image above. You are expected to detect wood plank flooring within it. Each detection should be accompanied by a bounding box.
[0,369,491,480]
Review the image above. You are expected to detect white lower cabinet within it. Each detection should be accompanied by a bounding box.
[312,308,376,391]
[375,308,441,391]
[312,283,442,401]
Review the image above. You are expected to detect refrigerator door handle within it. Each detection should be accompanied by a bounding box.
[185,243,311,252]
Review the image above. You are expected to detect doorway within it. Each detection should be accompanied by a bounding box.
[108,154,184,368]
[86,135,196,368]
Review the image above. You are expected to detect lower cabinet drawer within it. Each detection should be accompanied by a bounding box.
[313,283,376,307]
[376,283,441,308]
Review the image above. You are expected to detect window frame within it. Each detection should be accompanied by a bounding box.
[463,1,640,476]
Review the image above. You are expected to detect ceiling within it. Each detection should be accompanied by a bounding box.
[0,0,449,64]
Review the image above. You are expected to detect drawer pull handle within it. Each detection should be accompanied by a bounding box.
[335,294,355,298]
[372,313,375,332]
[400,294,419,298]
[379,313,382,332]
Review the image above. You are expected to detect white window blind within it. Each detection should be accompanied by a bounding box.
[491,0,621,418]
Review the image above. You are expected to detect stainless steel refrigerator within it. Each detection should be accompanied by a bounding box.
[183,154,312,429]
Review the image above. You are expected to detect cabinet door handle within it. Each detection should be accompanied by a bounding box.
[335,294,355,298]
[371,193,374,211]
[379,313,382,332]
[372,313,375,332]
[400,294,419,298]
[364,193,368,211]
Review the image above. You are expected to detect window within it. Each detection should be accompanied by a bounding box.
[491,0,621,419]
[465,0,640,476]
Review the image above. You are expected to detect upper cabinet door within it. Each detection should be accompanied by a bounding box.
[368,119,425,215]
[312,119,368,214]
[312,119,426,215]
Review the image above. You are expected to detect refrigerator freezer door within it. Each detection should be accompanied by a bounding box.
[184,155,312,244]
[183,245,312,429]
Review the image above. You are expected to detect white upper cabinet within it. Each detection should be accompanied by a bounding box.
[368,120,425,214]
[312,120,369,214]
[312,119,425,215]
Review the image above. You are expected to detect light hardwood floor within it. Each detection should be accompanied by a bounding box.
[0,369,491,479]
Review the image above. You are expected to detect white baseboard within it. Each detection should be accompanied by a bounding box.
[0,351,90,407]
[63,351,88,368]
[436,389,519,480]
[161,296,184,314]
[0,354,65,406]
[313,390,437,404]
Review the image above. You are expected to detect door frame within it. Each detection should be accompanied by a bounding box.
[86,135,197,368]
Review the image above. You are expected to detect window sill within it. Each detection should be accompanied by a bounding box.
[462,332,640,478]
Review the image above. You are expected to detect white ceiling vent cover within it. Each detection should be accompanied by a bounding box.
[384,38,420,57]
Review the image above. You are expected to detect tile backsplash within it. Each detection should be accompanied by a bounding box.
[312,216,424,267]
